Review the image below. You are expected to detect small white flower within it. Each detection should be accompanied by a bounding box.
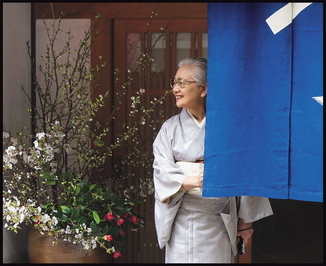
[5,146,16,155]
[33,140,39,149]
[36,133,46,139]
[3,132,9,138]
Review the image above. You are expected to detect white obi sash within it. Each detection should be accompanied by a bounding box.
[176,161,204,195]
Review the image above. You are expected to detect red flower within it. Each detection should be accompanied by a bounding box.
[113,251,122,258]
[104,235,113,241]
[129,215,140,224]
[104,212,114,221]
[116,218,125,226]
[120,230,126,236]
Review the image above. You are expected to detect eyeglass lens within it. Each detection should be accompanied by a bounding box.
[170,78,184,88]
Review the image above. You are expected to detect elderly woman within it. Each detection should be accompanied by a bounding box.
[153,57,273,263]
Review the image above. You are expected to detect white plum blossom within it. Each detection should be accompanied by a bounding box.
[3,154,17,169]
[5,146,17,156]
[33,140,40,149]
[3,132,10,138]
[36,132,46,139]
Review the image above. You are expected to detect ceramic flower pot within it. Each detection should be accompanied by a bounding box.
[27,227,110,263]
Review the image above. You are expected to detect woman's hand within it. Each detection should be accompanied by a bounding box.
[179,174,203,191]
[237,221,254,246]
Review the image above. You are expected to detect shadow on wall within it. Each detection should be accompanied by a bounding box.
[252,199,323,263]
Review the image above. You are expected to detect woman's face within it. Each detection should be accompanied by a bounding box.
[172,65,207,110]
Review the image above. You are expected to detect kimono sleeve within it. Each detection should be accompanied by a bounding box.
[153,120,186,203]
[237,196,273,223]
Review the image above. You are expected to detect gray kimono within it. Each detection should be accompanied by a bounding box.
[153,108,273,263]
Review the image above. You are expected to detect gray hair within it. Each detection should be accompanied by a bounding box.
[178,57,207,85]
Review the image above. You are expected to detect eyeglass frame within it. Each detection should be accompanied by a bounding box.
[170,78,201,89]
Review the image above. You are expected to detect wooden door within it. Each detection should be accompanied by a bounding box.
[112,19,207,263]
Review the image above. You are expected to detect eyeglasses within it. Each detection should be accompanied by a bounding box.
[170,78,198,89]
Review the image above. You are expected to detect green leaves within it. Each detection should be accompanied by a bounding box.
[71,208,81,221]
[89,221,98,234]
[59,204,93,225]
[41,164,56,185]
[60,205,71,214]
[92,210,101,224]
[94,139,105,147]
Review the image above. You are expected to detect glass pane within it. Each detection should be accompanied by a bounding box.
[151,32,166,73]
[176,33,191,65]
[126,33,141,72]
[202,33,208,59]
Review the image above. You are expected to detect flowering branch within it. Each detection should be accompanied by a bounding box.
[3,6,171,257]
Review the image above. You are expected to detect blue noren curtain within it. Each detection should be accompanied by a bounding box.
[204,3,323,202]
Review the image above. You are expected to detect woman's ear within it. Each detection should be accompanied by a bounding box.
[201,83,208,97]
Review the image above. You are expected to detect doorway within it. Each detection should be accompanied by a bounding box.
[112,18,207,263]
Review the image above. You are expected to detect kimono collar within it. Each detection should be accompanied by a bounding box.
[186,109,206,128]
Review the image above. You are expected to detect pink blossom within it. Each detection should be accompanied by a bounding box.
[104,212,114,221]
[129,215,140,224]
[103,235,113,241]
[113,251,122,258]
[116,218,125,226]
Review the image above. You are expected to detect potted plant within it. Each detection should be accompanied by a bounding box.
[3,11,169,262]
